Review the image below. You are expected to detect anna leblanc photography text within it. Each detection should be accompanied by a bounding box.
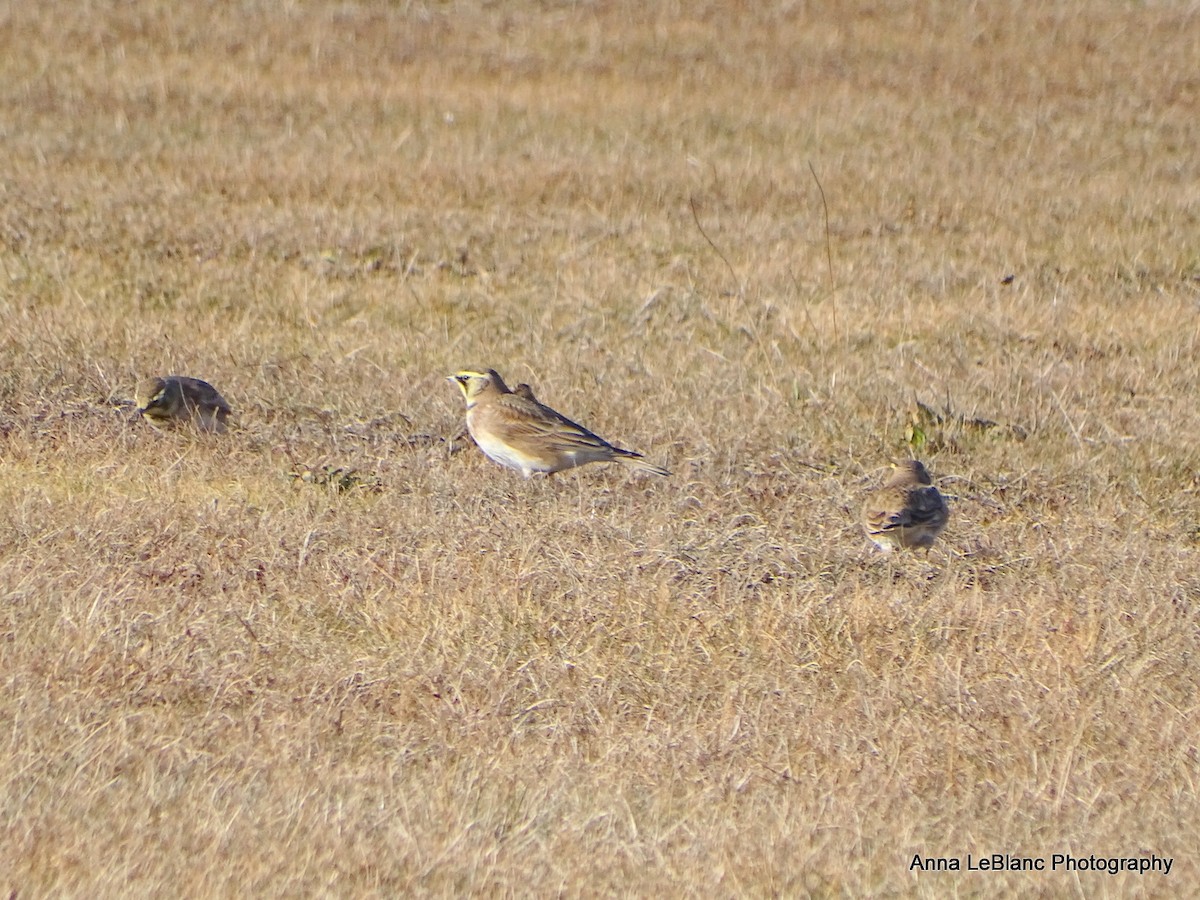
[910,853,1173,875]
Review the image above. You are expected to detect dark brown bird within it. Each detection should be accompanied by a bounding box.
[862,460,949,551]
[135,376,232,433]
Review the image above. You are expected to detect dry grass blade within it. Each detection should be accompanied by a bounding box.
[1,0,1198,895]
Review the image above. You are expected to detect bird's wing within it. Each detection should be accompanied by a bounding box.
[905,487,948,526]
[491,397,615,451]
[864,490,913,533]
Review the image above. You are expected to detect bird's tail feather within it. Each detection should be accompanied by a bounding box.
[617,451,670,477]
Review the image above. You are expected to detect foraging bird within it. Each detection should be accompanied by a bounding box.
[448,368,669,478]
[861,459,949,551]
[135,375,232,433]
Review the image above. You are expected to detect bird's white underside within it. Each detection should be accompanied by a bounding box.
[469,425,548,476]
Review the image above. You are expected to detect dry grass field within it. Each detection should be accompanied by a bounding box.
[2,0,1199,895]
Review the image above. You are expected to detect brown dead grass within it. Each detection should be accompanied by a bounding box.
[2,0,1199,895]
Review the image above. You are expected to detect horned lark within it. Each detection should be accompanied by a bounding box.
[448,368,669,477]
[861,460,949,551]
[135,375,232,433]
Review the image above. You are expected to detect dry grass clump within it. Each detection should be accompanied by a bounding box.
[2,0,1199,895]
